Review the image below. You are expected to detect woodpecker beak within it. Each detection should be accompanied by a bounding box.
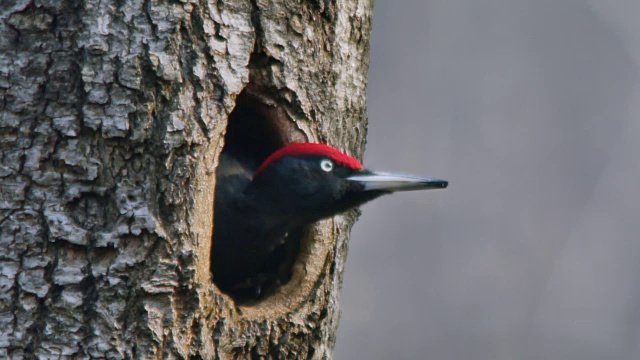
[346,170,448,192]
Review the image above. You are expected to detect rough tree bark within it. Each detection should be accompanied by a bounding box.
[0,0,372,358]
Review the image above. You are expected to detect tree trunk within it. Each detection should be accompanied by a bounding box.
[0,0,372,358]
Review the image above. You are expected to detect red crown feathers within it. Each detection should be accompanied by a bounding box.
[254,143,363,176]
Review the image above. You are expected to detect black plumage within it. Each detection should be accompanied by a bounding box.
[211,143,447,301]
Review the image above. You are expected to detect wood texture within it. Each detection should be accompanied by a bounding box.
[0,0,372,358]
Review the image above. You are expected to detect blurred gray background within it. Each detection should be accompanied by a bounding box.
[335,1,640,359]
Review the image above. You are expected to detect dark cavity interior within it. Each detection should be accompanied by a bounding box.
[211,89,307,304]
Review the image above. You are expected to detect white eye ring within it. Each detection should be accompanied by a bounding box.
[320,159,334,172]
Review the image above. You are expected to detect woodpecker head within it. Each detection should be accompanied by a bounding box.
[246,143,448,225]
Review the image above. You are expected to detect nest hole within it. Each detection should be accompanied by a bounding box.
[211,89,308,305]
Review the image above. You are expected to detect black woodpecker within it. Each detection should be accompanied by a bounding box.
[212,142,447,300]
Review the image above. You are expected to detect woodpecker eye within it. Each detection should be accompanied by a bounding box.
[320,159,334,172]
